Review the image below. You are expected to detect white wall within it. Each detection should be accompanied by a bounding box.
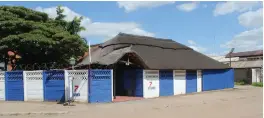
[23,71,43,101]
[173,70,186,95]
[65,70,88,102]
[143,70,159,98]
[0,72,5,100]
[252,68,262,83]
[197,70,202,92]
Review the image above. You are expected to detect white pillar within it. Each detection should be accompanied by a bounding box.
[252,69,257,83]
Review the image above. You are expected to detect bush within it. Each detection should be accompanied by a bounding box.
[252,82,263,87]
[235,79,247,85]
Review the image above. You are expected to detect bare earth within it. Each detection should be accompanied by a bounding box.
[0,85,262,118]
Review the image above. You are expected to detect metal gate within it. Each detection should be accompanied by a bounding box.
[89,70,113,103]
[0,72,5,100]
[159,70,173,96]
[66,70,88,102]
[23,71,43,101]
[43,70,65,102]
[5,71,24,101]
[186,70,197,93]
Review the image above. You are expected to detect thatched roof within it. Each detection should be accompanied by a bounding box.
[77,33,230,69]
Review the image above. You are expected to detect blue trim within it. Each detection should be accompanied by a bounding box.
[5,72,8,101]
[43,71,46,101]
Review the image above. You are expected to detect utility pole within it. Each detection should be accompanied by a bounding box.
[229,48,235,67]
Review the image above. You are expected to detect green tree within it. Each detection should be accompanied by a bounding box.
[0,6,88,69]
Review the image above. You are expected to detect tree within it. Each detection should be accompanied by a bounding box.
[0,6,88,69]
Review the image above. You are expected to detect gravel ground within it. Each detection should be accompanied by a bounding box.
[0,85,262,118]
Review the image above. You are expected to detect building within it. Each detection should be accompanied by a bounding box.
[211,50,263,84]
[77,33,234,101]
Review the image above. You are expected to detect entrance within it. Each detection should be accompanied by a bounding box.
[113,53,145,102]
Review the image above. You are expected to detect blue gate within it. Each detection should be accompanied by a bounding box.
[5,71,24,101]
[186,70,197,93]
[135,69,143,97]
[159,70,173,96]
[123,69,143,97]
[202,69,234,91]
[89,70,112,103]
[43,70,65,102]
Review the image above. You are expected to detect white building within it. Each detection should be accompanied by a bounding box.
[210,50,263,84]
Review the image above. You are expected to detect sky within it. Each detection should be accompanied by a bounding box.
[0,1,263,56]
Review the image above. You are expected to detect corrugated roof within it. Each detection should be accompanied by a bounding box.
[226,50,263,58]
[77,33,230,69]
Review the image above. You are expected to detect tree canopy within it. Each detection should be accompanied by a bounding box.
[0,6,88,68]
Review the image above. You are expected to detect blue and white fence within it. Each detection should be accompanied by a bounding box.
[125,69,234,99]
[0,69,113,103]
[0,69,234,103]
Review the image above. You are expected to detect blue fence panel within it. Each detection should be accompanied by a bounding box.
[89,70,112,103]
[159,70,174,96]
[202,69,234,91]
[5,71,24,101]
[43,70,65,102]
[186,70,197,93]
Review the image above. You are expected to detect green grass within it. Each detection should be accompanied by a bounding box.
[252,82,263,87]
[235,81,246,85]
[235,79,248,85]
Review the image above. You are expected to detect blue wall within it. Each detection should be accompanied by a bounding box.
[202,69,234,91]
[186,70,197,93]
[5,71,24,101]
[89,70,112,103]
[159,70,174,96]
[43,70,65,102]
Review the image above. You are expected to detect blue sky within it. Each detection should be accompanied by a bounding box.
[0,1,263,56]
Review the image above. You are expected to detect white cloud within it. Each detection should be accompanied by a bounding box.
[238,8,263,28]
[177,2,199,12]
[187,40,196,45]
[213,1,260,16]
[188,40,207,52]
[35,6,154,40]
[117,1,175,12]
[80,22,154,39]
[221,27,263,52]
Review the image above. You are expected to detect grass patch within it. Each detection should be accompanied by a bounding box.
[235,79,247,85]
[252,82,263,87]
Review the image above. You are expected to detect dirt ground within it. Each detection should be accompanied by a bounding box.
[0,85,262,118]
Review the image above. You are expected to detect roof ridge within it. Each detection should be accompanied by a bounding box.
[118,33,175,42]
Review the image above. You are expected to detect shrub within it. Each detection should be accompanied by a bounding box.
[235,79,247,85]
[252,82,263,87]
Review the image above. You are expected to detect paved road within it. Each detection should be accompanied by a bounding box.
[0,86,262,118]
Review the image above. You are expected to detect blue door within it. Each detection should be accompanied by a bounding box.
[5,71,24,101]
[135,69,143,97]
[186,70,197,93]
[123,69,143,97]
[89,70,112,103]
[159,70,173,96]
[43,70,65,102]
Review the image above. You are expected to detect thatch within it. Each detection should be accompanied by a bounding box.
[77,33,230,70]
